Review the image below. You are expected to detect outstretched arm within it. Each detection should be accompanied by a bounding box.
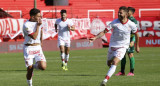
[89,30,107,42]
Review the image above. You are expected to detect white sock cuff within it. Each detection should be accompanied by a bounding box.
[111,65,117,68]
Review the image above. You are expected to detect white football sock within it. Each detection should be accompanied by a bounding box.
[106,65,117,77]
[65,54,69,65]
[61,53,65,64]
[27,79,32,86]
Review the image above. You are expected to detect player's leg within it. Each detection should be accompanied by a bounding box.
[26,65,33,86]
[101,47,126,86]
[64,46,70,71]
[101,57,120,86]
[24,46,34,86]
[127,46,135,76]
[63,40,71,71]
[34,61,46,70]
[34,46,47,70]
[115,53,126,76]
[58,39,66,69]
[59,45,65,69]
[127,52,135,76]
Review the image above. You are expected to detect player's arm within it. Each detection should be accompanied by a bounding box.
[55,24,58,32]
[29,19,42,40]
[130,35,135,47]
[89,30,107,42]
[134,32,140,53]
[68,19,75,31]
[68,25,75,31]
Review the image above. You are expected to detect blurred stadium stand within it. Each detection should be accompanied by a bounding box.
[0,0,159,19]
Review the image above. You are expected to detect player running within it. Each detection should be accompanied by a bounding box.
[23,8,46,86]
[55,9,75,71]
[89,6,140,86]
[115,7,138,76]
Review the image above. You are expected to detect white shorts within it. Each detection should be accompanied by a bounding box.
[58,38,71,47]
[107,47,127,61]
[23,45,46,67]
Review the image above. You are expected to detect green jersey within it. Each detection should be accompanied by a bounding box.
[129,16,137,42]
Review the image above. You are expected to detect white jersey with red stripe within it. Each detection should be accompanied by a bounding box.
[105,19,137,48]
[23,20,42,44]
[55,18,74,40]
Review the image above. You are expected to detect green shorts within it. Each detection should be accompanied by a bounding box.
[127,46,134,53]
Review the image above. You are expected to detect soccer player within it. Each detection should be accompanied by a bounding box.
[55,9,75,71]
[115,7,138,76]
[89,6,140,86]
[23,8,46,86]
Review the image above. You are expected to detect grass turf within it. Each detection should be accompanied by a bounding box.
[0,47,160,86]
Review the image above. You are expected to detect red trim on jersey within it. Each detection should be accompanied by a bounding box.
[105,28,109,32]
[28,32,34,36]
[105,75,110,80]
[121,19,128,24]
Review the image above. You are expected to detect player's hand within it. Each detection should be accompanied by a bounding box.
[129,41,134,47]
[136,46,140,53]
[37,18,42,26]
[89,37,96,43]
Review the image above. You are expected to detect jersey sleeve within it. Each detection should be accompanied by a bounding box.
[55,19,59,25]
[130,22,138,34]
[69,19,74,26]
[105,22,113,32]
[23,24,34,36]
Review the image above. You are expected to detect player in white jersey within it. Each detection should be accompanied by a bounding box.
[55,9,75,71]
[89,6,140,86]
[23,8,46,86]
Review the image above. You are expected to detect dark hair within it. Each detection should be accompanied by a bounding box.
[29,8,40,16]
[128,7,135,14]
[60,9,67,14]
[119,6,129,13]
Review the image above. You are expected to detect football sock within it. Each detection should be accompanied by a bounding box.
[121,55,126,73]
[61,53,65,64]
[104,65,117,81]
[27,79,32,86]
[130,57,135,73]
[65,54,69,66]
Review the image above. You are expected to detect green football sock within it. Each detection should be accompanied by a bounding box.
[121,55,126,73]
[130,57,135,73]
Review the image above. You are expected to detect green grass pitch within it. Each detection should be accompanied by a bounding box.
[0,47,160,86]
